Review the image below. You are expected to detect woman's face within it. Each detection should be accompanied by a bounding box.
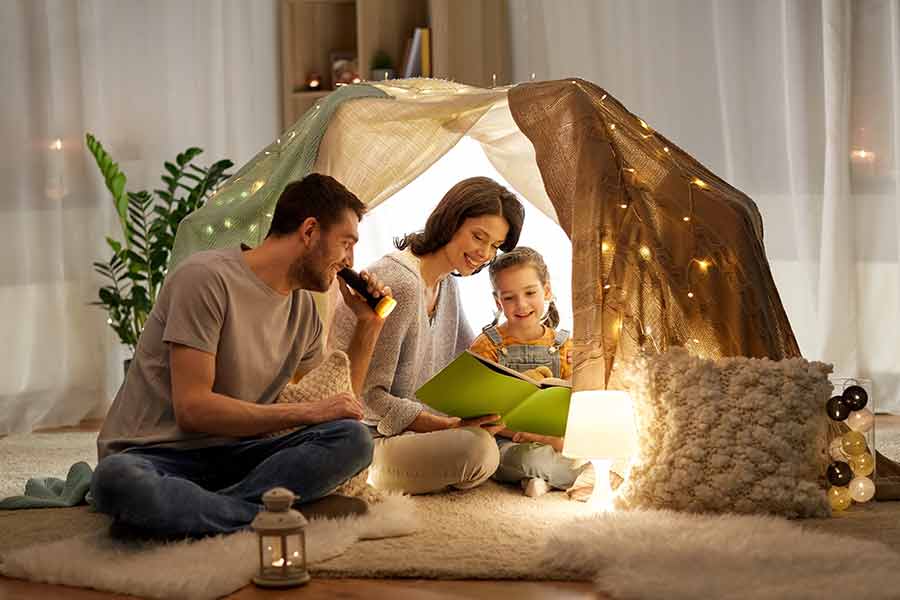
[443,214,509,276]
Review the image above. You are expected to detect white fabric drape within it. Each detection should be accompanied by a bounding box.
[0,0,278,433]
[509,0,900,411]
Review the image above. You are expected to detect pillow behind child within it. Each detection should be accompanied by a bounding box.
[616,347,832,518]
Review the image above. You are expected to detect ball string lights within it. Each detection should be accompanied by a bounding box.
[826,380,876,511]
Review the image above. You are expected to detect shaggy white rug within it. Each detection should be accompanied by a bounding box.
[542,509,900,600]
[0,494,416,600]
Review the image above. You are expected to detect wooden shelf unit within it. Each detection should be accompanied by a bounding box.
[279,0,510,128]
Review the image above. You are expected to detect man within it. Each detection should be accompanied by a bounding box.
[91,173,390,538]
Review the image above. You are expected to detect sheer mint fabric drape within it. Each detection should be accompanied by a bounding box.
[1,0,278,433]
[509,0,900,411]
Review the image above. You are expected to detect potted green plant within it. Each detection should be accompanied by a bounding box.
[370,50,394,82]
[86,133,233,372]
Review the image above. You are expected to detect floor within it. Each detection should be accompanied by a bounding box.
[0,419,601,599]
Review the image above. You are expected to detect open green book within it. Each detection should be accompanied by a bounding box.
[415,350,571,437]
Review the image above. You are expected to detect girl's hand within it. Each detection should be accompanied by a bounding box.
[521,366,553,381]
[511,432,565,452]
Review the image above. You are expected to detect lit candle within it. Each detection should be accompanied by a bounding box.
[46,138,66,200]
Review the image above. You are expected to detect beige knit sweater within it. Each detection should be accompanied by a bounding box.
[329,250,474,436]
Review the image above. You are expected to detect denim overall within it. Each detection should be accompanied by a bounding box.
[482,324,569,378]
[482,325,585,490]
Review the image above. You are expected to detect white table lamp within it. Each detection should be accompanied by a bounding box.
[562,390,638,511]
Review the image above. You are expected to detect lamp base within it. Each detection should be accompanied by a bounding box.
[588,459,615,512]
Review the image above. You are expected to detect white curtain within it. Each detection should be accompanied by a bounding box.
[0,0,279,433]
[509,0,900,412]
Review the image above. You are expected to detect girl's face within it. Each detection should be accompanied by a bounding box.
[443,214,509,276]
[493,265,551,330]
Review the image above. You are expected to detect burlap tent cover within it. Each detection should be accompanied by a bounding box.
[170,78,800,393]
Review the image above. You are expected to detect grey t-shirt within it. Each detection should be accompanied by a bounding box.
[97,246,324,459]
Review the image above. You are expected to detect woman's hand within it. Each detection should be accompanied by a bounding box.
[456,414,505,436]
[407,412,504,435]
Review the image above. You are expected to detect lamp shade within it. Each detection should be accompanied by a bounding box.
[562,390,638,460]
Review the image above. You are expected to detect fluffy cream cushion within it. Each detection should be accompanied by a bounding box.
[616,347,832,517]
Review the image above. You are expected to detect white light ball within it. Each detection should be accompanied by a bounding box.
[849,476,876,503]
[829,438,848,461]
[847,408,874,433]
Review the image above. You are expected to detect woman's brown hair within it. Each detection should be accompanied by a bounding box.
[394,177,525,271]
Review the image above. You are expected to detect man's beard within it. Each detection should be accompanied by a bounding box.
[289,243,332,292]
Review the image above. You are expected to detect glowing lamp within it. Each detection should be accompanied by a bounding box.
[562,390,638,512]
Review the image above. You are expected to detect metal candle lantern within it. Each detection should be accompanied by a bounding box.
[251,487,310,588]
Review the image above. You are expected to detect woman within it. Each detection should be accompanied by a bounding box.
[330,177,525,494]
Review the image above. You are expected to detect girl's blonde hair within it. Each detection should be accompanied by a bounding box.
[487,246,560,328]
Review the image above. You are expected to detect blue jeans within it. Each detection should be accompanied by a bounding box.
[91,420,373,538]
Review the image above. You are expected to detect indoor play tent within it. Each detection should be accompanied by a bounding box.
[170,77,799,392]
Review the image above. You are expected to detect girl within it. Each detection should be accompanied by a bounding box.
[330,177,525,494]
[469,246,586,497]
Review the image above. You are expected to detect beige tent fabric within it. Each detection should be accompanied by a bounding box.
[314,79,505,210]
[508,79,800,391]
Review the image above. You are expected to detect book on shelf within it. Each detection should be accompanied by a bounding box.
[402,27,431,78]
[415,350,571,437]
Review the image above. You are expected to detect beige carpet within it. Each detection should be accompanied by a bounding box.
[4,431,900,585]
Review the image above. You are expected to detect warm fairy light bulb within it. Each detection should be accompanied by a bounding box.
[352,76,361,84]
[851,149,874,161]
[683,216,690,222]
[691,338,700,344]
[639,246,651,260]
[847,408,874,433]
[696,259,710,272]
[248,223,258,233]
[829,438,849,461]
[828,486,852,511]
[663,146,670,153]
[204,225,214,236]
[51,138,62,150]
[223,219,233,229]
[692,178,708,189]
[601,241,610,253]
[841,431,867,456]
[620,203,628,209]
[624,167,636,173]
[849,477,875,502]
[609,124,616,131]
[687,291,694,298]
[603,284,611,290]
[849,452,874,477]
[530,72,536,81]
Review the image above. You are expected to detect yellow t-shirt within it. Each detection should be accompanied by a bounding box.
[469,324,573,380]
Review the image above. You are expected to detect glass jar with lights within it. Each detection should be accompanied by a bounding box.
[826,378,876,511]
[251,487,310,588]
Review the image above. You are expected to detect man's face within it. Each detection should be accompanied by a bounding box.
[290,209,359,292]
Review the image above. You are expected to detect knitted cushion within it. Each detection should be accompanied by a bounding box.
[616,347,832,517]
[269,350,354,438]
[270,350,383,503]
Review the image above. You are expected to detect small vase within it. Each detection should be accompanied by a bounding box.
[371,68,394,82]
